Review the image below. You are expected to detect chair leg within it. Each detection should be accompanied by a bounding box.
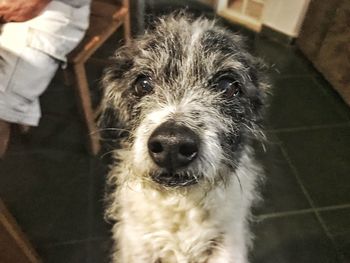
[0,199,42,263]
[62,66,75,87]
[123,0,132,44]
[72,63,100,155]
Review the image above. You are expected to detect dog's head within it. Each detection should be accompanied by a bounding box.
[100,15,268,188]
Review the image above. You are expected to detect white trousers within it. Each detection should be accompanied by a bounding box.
[0,1,89,125]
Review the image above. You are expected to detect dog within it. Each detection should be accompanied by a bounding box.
[99,14,268,263]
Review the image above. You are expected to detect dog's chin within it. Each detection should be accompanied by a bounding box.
[150,170,200,188]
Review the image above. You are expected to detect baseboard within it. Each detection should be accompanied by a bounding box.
[260,25,296,45]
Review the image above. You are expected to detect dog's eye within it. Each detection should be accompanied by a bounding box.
[134,75,153,96]
[216,78,241,98]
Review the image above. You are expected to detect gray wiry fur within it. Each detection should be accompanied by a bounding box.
[100,14,268,263]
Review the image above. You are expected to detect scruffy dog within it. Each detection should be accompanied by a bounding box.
[99,14,268,263]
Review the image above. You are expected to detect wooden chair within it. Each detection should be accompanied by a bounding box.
[0,199,41,263]
[64,0,131,155]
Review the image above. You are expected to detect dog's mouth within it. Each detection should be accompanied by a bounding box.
[150,171,199,187]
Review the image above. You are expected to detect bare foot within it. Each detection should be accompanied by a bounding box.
[0,119,10,158]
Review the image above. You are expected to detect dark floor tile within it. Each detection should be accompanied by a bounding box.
[87,238,113,263]
[7,99,87,154]
[39,241,88,263]
[88,158,111,239]
[320,208,350,262]
[266,76,349,129]
[312,76,350,121]
[277,127,350,207]
[320,208,350,237]
[254,136,310,215]
[38,237,112,263]
[253,37,317,77]
[6,106,86,155]
[333,235,350,263]
[40,76,78,116]
[26,114,86,152]
[0,151,93,245]
[251,213,340,263]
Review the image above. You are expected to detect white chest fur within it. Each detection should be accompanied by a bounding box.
[109,151,261,263]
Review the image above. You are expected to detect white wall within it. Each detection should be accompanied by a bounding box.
[262,0,311,37]
[216,0,228,12]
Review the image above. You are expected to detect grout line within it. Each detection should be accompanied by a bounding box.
[315,203,350,212]
[311,76,350,123]
[256,208,315,220]
[279,143,339,254]
[266,122,350,133]
[43,236,107,248]
[277,142,315,210]
[257,203,350,220]
[312,212,344,261]
[279,143,319,206]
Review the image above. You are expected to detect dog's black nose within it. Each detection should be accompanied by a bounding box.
[148,121,199,171]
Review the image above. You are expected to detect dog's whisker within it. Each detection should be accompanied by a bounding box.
[89,127,134,136]
[235,172,244,195]
[99,149,116,160]
[98,138,118,143]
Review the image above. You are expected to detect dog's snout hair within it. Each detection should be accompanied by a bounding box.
[100,13,268,263]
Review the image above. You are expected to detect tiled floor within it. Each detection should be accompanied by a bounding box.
[1,1,350,263]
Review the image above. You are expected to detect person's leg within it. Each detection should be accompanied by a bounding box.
[0,22,58,157]
[0,45,59,126]
[0,119,10,158]
[0,24,25,156]
[0,46,58,158]
[0,1,90,156]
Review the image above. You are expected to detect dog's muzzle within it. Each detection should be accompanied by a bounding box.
[147,121,200,187]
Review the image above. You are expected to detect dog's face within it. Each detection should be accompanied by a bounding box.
[101,16,267,188]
